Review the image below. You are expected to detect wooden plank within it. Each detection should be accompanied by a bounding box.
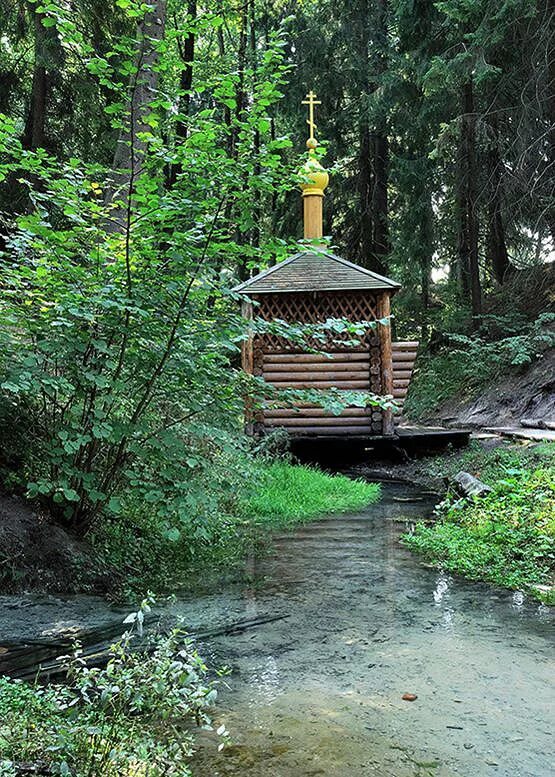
[263,352,370,364]
[392,378,411,389]
[241,300,254,374]
[391,370,414,380]
[264,416,372,428]
[392,341,419,349]
[264,370,369,382]
[264,407,371,418]
[392,353,418,363]
[378,292,394,436]
[262,361,369,373]
[241,300,254,432]
[272,424,374,435]
[263,379,370,389]
[392,389,408,398]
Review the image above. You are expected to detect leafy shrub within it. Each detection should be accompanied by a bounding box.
[403,465,555,601]
[0,601,222,776]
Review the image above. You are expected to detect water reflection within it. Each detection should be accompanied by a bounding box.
[247,655,282,707]
[433,574,449,603]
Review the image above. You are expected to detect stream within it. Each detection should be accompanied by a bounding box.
[0,482,553,776]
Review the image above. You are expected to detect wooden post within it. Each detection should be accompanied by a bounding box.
[303,193,324,240]
[377,292,394,435]
[241,299,254,434]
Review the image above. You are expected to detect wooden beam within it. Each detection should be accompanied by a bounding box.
[265,416,372,427]
[262,379,370,389]
[265,424,374,435]
[263,369,369,383]
[263,352,370,364]
[378,292,394,435]
[241,300,254,434]
[264,407,372,418]
[262,361,369,373]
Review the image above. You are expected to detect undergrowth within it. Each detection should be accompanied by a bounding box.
[93,460,380,598]
[405,313,555,420]
[0,601,221,776]
[403,444,555,603]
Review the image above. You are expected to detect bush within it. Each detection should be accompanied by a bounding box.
[403,463,555,602]
[0,601,222,776]
[405,313,555,419]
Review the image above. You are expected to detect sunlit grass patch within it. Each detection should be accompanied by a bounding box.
[245,462,380,527]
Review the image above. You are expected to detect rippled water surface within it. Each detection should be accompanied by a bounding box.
[182,483,554,777]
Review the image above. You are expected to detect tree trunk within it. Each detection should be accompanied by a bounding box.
[104,0,167,226]
[249,0,260,254]
[359,115,374,268]
[167,0,196,188]
[22,4,49,150]
[420,185,433,339]
[356,0,383,272]
[485,115,509,284]
[235,1,250,282]
[547,0,555,243]
[371,131,389,265]
[456,79,481,322]
[369,0,389,272]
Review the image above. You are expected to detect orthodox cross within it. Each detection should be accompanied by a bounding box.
[302,90,321,144]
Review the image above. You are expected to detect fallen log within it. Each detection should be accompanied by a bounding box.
[453,471,493,498]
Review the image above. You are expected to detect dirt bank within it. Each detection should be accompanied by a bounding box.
[429,348,555,429]
[0,494,113,594]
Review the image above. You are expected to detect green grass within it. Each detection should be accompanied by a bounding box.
[245,462,380,527]
[403,448,555,603]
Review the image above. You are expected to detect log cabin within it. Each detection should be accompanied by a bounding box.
[233,92,417,439]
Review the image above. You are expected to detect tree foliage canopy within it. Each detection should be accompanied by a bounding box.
[0,0,553,531]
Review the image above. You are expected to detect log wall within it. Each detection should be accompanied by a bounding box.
[244,290,418,438]
[261,350,382,436]
[391,341,418,409]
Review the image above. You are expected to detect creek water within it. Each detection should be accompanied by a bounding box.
[186,482,554,777]
[0,482,553,776]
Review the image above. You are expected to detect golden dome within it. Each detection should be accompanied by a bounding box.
[300,147,329,197]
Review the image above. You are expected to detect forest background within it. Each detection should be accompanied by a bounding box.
[0,0,553,590]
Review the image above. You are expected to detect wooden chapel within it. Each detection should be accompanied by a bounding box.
[234,92,417,439]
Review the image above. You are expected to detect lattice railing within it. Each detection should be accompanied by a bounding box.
[253,291,379,351]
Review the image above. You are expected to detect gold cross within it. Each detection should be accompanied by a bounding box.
[302,90,321,143]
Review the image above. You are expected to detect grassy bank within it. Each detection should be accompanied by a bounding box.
[95,461,380,597]
[246,461,380,526]
[403,442,555,603]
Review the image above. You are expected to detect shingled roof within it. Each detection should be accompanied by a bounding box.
[233,251,400,295]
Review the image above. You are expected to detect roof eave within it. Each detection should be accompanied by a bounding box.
[235,283,401,296]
